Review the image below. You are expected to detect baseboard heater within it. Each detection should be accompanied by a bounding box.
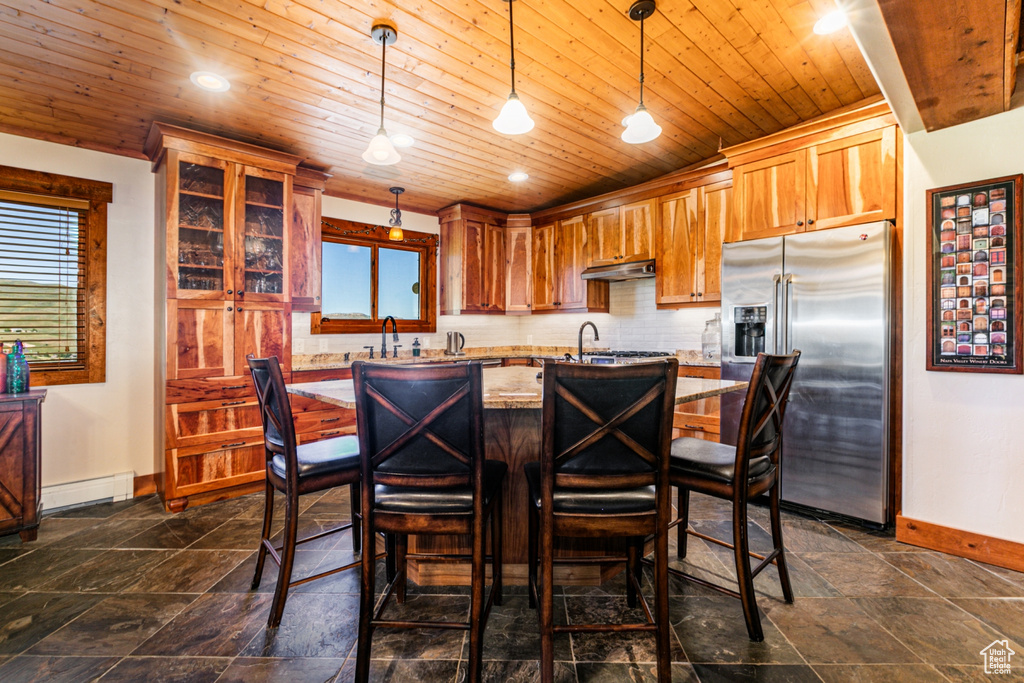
[41,471,134,511]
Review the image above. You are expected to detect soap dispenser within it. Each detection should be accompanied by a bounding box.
[412,338,421,357]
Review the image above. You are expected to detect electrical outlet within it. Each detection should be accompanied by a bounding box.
[527,335,533,346]
[318,338,329,352]
[293,338,305,353]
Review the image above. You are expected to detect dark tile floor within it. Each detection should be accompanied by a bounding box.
[1,490,1022,682]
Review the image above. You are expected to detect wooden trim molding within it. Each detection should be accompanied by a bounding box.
[896,515,1024,573]
[133,474,158,497]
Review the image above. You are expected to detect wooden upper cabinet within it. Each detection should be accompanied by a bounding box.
[656,189,700,306]
[656,181,731,307]
[289,169,328,312]
[621,199,655,261]
[585,199,656,266]
[726,105,899,242]
[236,167,290,303]
[531,222,557,312]
[807,127,897,231]
[556,215,588,309]
[586,208,620,266]
[505,219,532,314]
[438,206,508,315]
[732,150,806,241]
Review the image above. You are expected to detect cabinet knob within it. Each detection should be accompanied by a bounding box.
[797,220,804,226]
[697,292,703,297]
[227,306,233,311]
[238,290,245,298]
[226,289,233,295]
[237,307,244,312]
[690,292,695,297]
[807,218,815,225]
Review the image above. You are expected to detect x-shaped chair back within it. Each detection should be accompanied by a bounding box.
[248,355,296,462]
[735,351,801,476]
[352,361,486,491]
[543,361,679,492]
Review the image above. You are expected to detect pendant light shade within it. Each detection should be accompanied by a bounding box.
[621,0,661,145]
[493,0,535,135]
[362,25,401,166]
[388,187,404,242]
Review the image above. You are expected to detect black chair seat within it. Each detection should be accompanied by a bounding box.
[375,460,508,513]
[523,462,655,514]
[669,437,773,485]
[270,434,360,480]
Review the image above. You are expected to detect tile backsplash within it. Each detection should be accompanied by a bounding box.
[292,279,720,357]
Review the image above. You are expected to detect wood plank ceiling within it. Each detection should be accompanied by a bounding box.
[0,0,880,214]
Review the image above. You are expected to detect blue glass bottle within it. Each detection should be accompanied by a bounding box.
[7,339,30,393]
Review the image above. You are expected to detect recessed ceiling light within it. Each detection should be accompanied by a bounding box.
[390,133,415,148]
[190,71,230,92]
[508,171,529,182]
[813,9,847,35]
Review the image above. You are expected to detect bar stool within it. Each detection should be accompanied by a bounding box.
[351,361,506,683]
[669,350,801,641]
[247,355,364,628]
[526,360,678,683]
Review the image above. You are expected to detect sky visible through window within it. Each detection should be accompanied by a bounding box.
[321,242,420,320]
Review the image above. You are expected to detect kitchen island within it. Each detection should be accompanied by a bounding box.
[289,366,746,585]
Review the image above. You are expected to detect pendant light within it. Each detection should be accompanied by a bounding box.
[493,0,535,135]
[621,0,662,144]
[362,24,401,166]
[388,187,404,241]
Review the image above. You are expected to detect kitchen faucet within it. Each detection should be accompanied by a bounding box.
[381,316,399,358]
[578,321,599,363]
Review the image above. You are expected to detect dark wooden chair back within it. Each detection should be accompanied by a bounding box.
[352,360,486,493]
[247,355,296,464]
[542,360,679,493]
[734,350,801,480]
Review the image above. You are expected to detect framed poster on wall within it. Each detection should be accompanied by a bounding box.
[925,174,1022,373]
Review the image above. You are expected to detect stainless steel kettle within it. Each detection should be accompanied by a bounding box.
[445,331,465,356]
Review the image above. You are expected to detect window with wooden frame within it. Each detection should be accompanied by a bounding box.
[313,217,437,334]
[0,165,111,386]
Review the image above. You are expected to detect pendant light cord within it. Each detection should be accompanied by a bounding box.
[507,0,517,95]
[379,31,388,129]
[638,12,646,106]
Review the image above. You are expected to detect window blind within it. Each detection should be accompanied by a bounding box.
[0,190,89,369]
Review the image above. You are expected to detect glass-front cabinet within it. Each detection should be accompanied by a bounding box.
[239,169,287,301]
[170,156,231,299]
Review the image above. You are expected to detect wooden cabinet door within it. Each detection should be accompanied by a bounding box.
[232,302,290,375]
[556,215,588,309]
[699,182,731,304]
[586,208,621,266]
[807,126,897,231]
[483,223,506,312]
[621,199,655,262]
[236,167,290,303]
[733,150,806,240]
[167,153,235,301]
[656,189,700,306]
[461,220,488,313]
[167,299,234,380]
[505,225,532,313]
[289,185,321,311]
[532,222,557,311]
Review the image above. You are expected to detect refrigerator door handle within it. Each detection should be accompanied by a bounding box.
[782,274,793,353]
[772,274,782,354]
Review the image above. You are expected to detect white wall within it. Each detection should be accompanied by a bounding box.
[0,133,156,488]
[901,109,1024,544]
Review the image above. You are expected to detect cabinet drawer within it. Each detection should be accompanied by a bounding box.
[293,408,356,435]
[678,366,721,380]
[165,397,263,449]
[166,375,258,403]
[168,439,266,497]
[291,368,352,383]
[297,425,358,444]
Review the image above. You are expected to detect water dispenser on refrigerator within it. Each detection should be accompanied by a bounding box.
[733,306,766,358]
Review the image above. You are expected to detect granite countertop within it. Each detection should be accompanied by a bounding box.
[288,366,743,410]
[292,346,720,371]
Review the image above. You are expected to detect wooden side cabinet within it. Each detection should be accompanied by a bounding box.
[0,390,46,542]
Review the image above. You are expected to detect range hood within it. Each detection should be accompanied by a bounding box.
[580,259,655,282]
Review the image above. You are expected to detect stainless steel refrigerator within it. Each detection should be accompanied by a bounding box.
[720,222,892,525]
